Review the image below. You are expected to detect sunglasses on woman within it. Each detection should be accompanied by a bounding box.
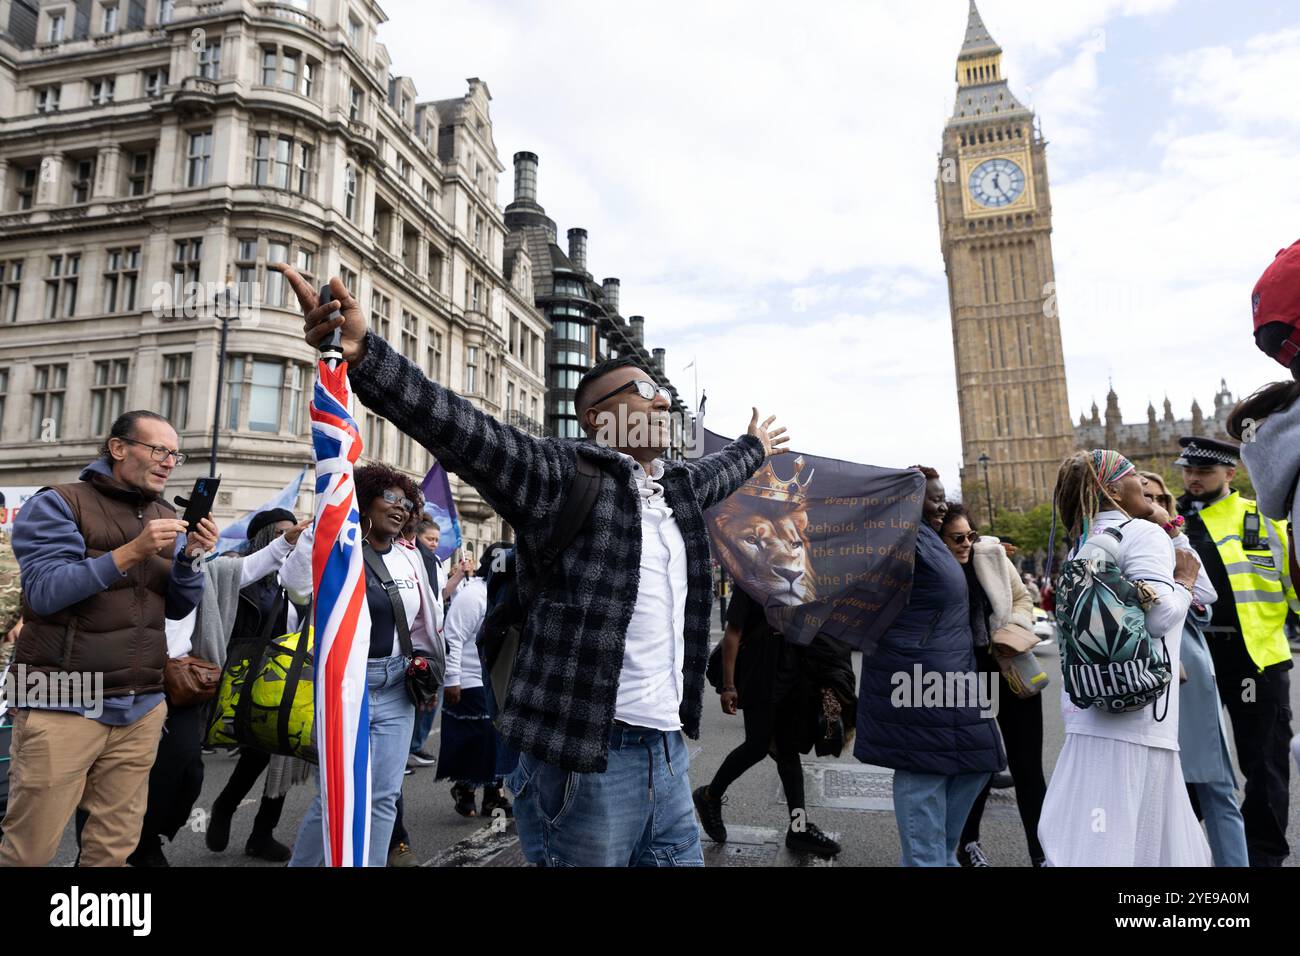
[381,490,416,513]
[945,531,979,545]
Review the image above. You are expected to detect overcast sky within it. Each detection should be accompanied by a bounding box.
[377,0,1297,498]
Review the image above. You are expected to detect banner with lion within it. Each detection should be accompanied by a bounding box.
[704,429,923,654]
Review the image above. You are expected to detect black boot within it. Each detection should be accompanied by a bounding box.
[245,834,292,862]
[451,783,478,817]
[784,819,840,858]
[127,832,170,868]
[206,800,234,852]
[481,781,513,818]
[693,785,727,844]
[244,795,289,861]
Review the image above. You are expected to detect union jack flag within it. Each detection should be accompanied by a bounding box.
[309,357,372,866]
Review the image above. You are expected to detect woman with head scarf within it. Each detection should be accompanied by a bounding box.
[1037,450,1212,866]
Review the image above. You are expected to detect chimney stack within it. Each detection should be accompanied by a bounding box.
[602,277,620,315]
[652,347,665,376]
[567,228,588,273]
[629,316,645,345]
[513,151,538,203]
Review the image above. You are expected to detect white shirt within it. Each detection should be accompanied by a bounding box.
[165,533,295,659]
[378,543,425,657]
[279,525,441,656]
[1061,511,1192,750]
[444,577,487,689]
[613,455,689,731]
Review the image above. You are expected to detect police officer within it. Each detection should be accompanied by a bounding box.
[1176,436,1297,866]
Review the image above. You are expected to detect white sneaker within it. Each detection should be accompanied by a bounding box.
[959,841,991,867]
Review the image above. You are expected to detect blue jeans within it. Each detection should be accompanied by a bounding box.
[892,769,991,866]
[507,724,702,867]
[410,701,437,754]
[1191,781,1249,868]
[289,655,415,867]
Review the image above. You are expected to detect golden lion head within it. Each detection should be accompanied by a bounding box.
[712,497,816,608]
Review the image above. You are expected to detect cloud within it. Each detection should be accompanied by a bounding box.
[367,0,1298,497]
[1160,27,1300,129]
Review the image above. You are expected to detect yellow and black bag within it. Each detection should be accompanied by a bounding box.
[206,595,317,763]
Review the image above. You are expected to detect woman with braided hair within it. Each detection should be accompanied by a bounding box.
[1037,450,1212,866]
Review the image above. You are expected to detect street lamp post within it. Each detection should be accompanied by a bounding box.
[209,281,237,478]
[978,452,995,534]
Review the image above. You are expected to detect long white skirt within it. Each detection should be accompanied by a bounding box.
[1039,734,1212,867]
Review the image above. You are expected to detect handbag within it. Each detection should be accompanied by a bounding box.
[206,593,317,762]
[163,655,221,708]
[990,620,1039,656]
[361,541,443,708]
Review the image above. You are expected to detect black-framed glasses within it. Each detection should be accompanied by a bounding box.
[115,437,187,466]
[381,490,416,513]
[945,531,979,545]
[588,379,672,407]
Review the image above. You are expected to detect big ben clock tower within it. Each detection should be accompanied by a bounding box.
[938,1,1074,517]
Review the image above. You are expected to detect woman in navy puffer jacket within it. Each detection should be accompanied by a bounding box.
[855,467,1005,866]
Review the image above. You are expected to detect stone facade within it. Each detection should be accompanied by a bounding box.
[502,151,692,451]
[1074,381,1238,473]
[936,2,1075,517]
[0,0,550,560]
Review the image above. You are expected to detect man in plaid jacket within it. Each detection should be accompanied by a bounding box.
[284,268,790,866]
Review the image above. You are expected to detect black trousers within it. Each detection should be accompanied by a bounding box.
[709,692,806,817]
[960,653,1047,863]
[213,748,285,843]
[139,702,206,844]
[1217,665,1292,866]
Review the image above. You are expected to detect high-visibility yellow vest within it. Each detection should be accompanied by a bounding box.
[1197,491,1298,671]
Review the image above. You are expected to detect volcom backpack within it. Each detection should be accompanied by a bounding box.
[1054,522,1172,717]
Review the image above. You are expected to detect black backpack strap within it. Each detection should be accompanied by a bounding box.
[361,541,414,659]
[537,455,602,570]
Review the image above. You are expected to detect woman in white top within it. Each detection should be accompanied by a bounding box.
[286,465,444,868]
[1038,450,1212,867]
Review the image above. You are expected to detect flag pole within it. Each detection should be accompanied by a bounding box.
[319,282,344,372]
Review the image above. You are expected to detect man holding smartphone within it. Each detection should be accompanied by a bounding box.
[0,410,218,867]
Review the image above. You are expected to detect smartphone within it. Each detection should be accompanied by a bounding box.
[180,476,220,533]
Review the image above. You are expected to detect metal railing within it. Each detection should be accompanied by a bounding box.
[504,410,547,437]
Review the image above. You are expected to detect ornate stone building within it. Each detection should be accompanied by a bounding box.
[936,1,1074,517]
[1074,380,1239,473]
[503,151,691,451]
[0,0,550,559]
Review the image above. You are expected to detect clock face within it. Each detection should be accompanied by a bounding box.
[969,158,1026,208]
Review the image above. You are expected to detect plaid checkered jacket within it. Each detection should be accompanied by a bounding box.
[350,332,767,772]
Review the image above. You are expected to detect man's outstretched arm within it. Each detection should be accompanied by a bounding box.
[278,266,566,531]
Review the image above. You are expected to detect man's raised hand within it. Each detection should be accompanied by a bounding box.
[747,408,790,459]
[272,263,369,364]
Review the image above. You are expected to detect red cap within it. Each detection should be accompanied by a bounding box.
[1252,239,1300,368]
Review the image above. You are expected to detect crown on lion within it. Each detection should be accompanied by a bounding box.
[737,456,815,505]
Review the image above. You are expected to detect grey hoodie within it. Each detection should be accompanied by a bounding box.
[1240,396,1300,526]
